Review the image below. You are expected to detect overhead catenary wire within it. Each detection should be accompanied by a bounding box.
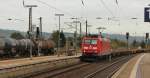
[81,0,85,6]
[115,0,119,6]
[33,0,75,17]
[97,0,120,26]
[99,0,115,17]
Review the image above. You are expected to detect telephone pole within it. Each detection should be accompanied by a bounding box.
[86,20,88,37]
[80,22,82,37]
[39,17,42,38]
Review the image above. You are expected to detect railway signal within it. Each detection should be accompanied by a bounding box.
[146,33,149,48]
[126,32,129,40]
[36,27,40,39]
[126,32,129,49]
[146,33,149,39]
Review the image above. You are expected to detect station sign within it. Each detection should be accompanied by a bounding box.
[144,7,150,22]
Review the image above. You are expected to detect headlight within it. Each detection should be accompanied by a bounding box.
[93,47,97,49]
[84,47,88,49]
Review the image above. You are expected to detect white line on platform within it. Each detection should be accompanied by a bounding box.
[129,54,145,78]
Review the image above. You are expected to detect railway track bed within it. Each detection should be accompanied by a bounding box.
[26,54,136,78]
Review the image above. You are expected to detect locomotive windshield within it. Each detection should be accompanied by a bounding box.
[84,39,97,44]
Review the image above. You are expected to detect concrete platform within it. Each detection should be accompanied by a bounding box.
[112,53,150,78]
[0,54,81,78]
[0,54,81,69]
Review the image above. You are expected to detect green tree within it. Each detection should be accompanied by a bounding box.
[60,31,66,47]
[140,40,146,48]
[67,37,74,46]
[51,30,59,47]
[111,39,126,49]
[10,32,24,40]
[132,40,136,47]
[132,39,140,48]
[51,30,66,47]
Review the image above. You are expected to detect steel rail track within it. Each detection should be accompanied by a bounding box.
[84,55,133,78]
[22,62,90,78]
[26,55,132,78]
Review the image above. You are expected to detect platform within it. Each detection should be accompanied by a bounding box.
[0,54,81,69]
[112,53,150,78]
[0,54,81,78]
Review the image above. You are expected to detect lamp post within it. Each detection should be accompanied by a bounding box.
[24,5,38,33]
[55,14,64,57]
[24,4,38,59]
[38,17,42,39]
[96,27,106,35]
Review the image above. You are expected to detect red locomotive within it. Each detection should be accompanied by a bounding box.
[81,34,111,58]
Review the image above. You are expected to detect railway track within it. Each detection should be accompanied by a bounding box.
[24,54,135,78]
[21,61,90,78]
[84,55,132,78]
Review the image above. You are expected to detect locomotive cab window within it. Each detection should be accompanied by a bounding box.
[83,39,97,44]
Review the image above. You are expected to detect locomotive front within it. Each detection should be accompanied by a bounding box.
[81,35,111,58]
[81,37,99,57]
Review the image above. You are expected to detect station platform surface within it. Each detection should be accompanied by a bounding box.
[0,54,81,70]
[112,53,150,78]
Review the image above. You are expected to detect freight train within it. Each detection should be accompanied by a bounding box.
[80,34,111,60]
[0,38,55,57]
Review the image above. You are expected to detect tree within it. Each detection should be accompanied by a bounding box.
[60,31,66,47]
[51,30,59,47]
[67,37,74,46]
[10,32,24,40]
[111,39,126,49]
[132,39,140,48]
[132,39,137,47]
[140,40,146,48]
[51,30,66,47]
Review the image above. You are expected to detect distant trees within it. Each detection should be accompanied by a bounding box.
[51,30,66,47]
[140,40,146,48]
[60,31,66,47]
[111,39,126,49]
[131,39,139,48]
[10,32,24,40]
[111,38,148,49]
[51,30,59,47]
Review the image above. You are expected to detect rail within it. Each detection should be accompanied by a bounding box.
[84,55,133,78]
[0,48,148,78]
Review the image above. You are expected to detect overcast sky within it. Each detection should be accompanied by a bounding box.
[0,0,150,36]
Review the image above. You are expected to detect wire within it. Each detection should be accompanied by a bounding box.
[81,0,85,6]
[33,0,75,17]
[99,0,115,17]
[115,0,119,6]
